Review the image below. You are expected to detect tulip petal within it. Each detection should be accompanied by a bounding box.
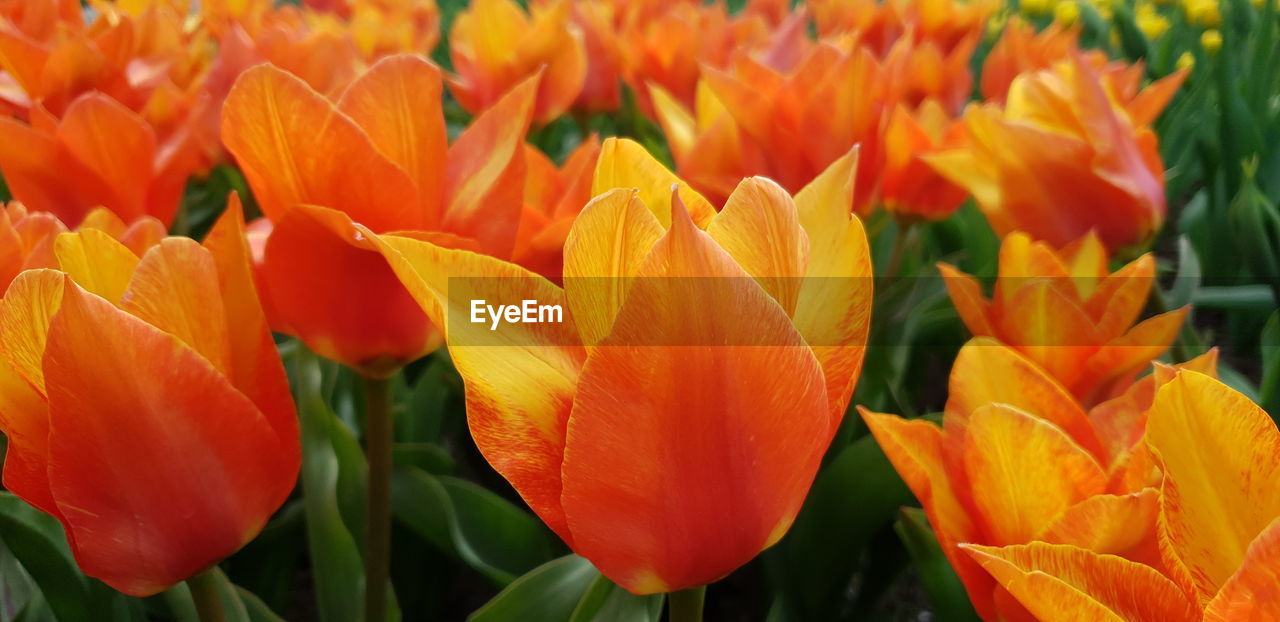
[1146,370,1280,602]
[122,238,232,375]
[592,137,717,228]
[202,196,299,445]
[337,54,448,230]
[55,94,156,222]
[560,199,829,594]
[53,229,139,305]
[963,403,1107,544]
[1078,307,1187,403]
[962,542,1198,622]
[1085,254,1155,341]
[0,269,66,395]
[946,338,1107,460]
[261,205,437,377]
[1041,490,1159,559]
[43,280,295,597]
[860,409,995,619]
[443,72,537,256]
[363,232,585,542]
[1203,517,1280,622]
[999,279,1100,387]
[0,117,111,226]
[221,64,421,232]
[792,148,873,424]
[938,262,995,336]
[562,188,664,346]
[705,177,808,315]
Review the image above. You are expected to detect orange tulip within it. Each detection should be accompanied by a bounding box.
[0,92,201,227]
[358,138,872,594]
[980,18,1090,104]
[513,136,601,281]
[811,0,995,56]
[939,231,1188,405]
[0,203,168,290]
[0,201,300,597]
[880,100,969,221]
[961,371,1280,621]
[447,0,585,125]
[928,54,1185,251]
[221,55,536,376]
[860,338,1216,620]
[298,0,440,60]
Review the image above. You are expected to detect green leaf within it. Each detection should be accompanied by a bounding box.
[764,434,914,619]
[0,493,92,622]
[1262,312,1280,417]
[1167,236,1202,309]
[895,508,979,622]
[391,466,559,585]
[567,575,663,622]
[1193,285,1277,310]
[467,555,598,622]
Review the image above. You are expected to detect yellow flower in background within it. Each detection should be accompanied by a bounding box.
[1054,0,1080,24]
[1022,0,1053,15]
[1184,0,1222,26]
[1202,28,1223,54]
[1136,4,1171,39]
[1177,50,1196,70]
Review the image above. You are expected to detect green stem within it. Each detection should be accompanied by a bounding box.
[363,375,394,622]
[883,222,913,280]
[187,569,226,622]
[667,585,706,622]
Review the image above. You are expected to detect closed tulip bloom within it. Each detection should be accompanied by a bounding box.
[961,371,1280,622]
[0,201,300,597]
[929,55,1184,251]
[0,93,201,227]
[361,138,872,594]
[940,231,1187,405]
[222,55,536,376]
[860,339,1214,620]
[448,0,585,125]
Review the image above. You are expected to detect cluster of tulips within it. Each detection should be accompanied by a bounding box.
[0,0,1276,621]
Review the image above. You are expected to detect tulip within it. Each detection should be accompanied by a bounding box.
[513,136,601,281]
[0,200,300,598]
[0,203,168,291]
[939,231,1188,405]
[304,0,441,61]
[0,92,201,227]
[929,54,1184,251]
[880,100,969,221]
[861,339,1216,620]
[221,55,536,376]
[809,0,995,57]
[447,0,586,125]
[960,371,1280,621]
[360,137,872,595]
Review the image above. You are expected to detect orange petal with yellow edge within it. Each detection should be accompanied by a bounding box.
[562,188,664,346]
[1146,370,1280,602]
[938,262,995,336]
[860,409,995,619]
[705,177,808,315]
[261,205,437,377]
[337,55,448,230]
[998,278,1100,387]
[442,72,537,256]
[792,148,873,425]
[1203,517,1280,622]
[1040,489,1160,561]
[1077,306,1187,404]
[946,338,1106,460]
[962,542,1198,622]
[362,231,585,542]
[220,64,421,232]
[1085,254,1155,340]
[43,279,297,597]
[592,137,717,228]
[961,403,1107,544]
[559,197,828,594]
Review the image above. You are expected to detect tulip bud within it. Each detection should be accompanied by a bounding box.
[1228,161,1280,302]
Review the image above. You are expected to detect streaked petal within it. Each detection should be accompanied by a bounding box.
[705,177,808,315]
[962,542,1198,622]
[0,269,65,394]
[562,188,664,346]
[1085,254,1155,341]
[1041,490,1160,560]
[938,262,995,336]
[1203,517,1280,622]
[43,281,296,597]
[962,403,1107,544]
[1077,307,1188,403]
[53,229,140,305]
[592,137,717,228]
[337,54,447,229]
[121,238,232,374]
[1147,370,1280,602]
[998,279,1100,388]
[560,198,829,594]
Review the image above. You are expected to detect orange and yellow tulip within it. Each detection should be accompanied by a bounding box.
[0,202,300,597]
[221,55,536,376]
[357,138,872,594]
[880,100,969,221]
[928,54,1185,251]
[861,339,1215,620]
[0,204,167,291]
[299,0,440,60]
[447,0,585,125]
[939,231,1188,405]
[513,136,601,282]
[961,370,1280,621]
[0,92,202,227]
